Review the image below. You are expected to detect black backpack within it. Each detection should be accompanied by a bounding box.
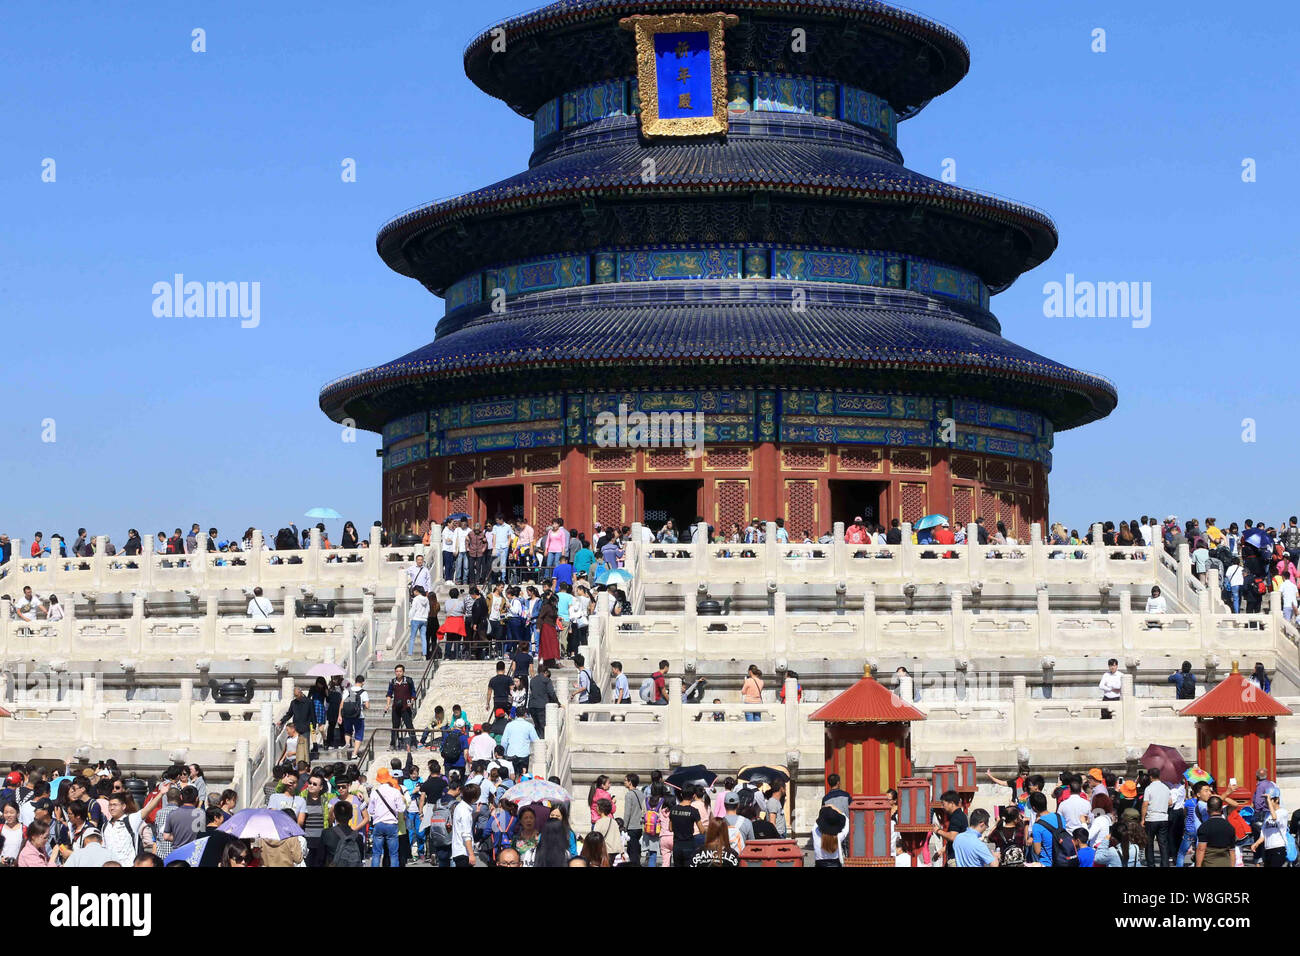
[440,731,464,765]
[582,670,601,704]
[735,785,759,814]
[328,830,364,867]
[341,689,363,720]
[1038,815,1078,867]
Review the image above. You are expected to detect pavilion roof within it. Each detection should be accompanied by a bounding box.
[1179,664,1292,718]
[809,667,926,723]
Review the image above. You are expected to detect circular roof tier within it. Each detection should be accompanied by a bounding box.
[377,115,1057,294]
[320,280,1115,432]
[463,0,970,119]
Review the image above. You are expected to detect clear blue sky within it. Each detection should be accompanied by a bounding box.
[2,0,1296,543]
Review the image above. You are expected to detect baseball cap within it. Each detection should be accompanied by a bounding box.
[81,827,102,840]
[724,792,739,807]
[32,798,53,812]
[495,708,505,718]
[1266,785,1282,800]
[472,724,482,732]
[4,771,21,785]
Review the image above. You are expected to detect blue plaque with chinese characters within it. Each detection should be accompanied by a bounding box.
[621,12,737,137]
[653,31,713,119]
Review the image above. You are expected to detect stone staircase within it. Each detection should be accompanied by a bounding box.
[366,659,499,772]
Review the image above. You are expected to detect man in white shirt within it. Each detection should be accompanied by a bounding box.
[1141,772,1173,867]
[247,586,274,631]
[467,725,496,763]
[407,555,432,594]
[441,523,457,583]
[102,790,165,866]
[451,783,479,867]
[1099,658,1123,703]
[1281,576,1299,621]
[452,520,471,585]
[1058,780,1092,831]
[1139,516,1155,546]
[491,518,512,583]
[13,586,42,623]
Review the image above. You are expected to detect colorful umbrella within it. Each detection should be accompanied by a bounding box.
[218,807,304,840]
[1139,743,1189,783]
[1183,765,1214,786]
[502,778,570,807]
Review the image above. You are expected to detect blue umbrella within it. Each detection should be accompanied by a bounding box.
[914,514,949,531]
[444,513,470,522]
[164,835,209,867]
[1243,527,1274,553]
[305,507,342,520]
[596,567,634,585]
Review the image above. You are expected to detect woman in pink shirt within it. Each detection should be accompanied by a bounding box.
[587,775,615,825]
[544,522,567,570]
[16,820,57,867]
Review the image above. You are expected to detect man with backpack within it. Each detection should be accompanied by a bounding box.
[439,723,469,777]
[102,789,166,867]
[1029,791,1078,867]
[323,800,364,866]
[571,652,600,720]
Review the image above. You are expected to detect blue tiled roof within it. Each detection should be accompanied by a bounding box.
[320,281,1115,430]
[377,126,1057,286]
[463,0,969,118]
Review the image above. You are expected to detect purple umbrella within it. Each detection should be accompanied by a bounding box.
[218,807,304,840]
[1140,744,1189,783]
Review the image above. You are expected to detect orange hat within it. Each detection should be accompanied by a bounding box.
[473,723,483,732]
[1119,781,1137,799]
[1088,768,1104,782]
[375,768,393,786]
[495,708,505,718]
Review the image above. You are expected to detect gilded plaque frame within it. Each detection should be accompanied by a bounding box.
[619,12,738,138]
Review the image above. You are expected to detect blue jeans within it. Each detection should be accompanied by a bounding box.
[408,620,427,656]
[745,710,761,722]
[506,616,526,653]
[544,551,561,569]
[371,821,400,867]
[454,553,469,583]
[407,812,424,854]
[494,549,508,581]
[1229,585,1241,613]
[1177,831,1196,866]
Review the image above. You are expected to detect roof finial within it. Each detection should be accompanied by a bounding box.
[1231,660,1240,674]
[863,662,873,679]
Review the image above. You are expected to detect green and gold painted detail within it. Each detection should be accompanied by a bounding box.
[383,388,1051,471]
[534,71,899,145]
[446,245,989,318]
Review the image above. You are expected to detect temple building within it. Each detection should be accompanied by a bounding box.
[319,0,1116,537]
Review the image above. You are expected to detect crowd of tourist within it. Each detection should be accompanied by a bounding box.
[5,746,1295,868]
